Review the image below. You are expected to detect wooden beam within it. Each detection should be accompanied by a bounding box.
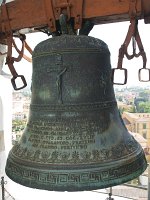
[83,0,141,23]
[0,0,150,37]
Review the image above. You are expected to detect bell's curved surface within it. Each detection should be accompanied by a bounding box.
[5,35,147,191]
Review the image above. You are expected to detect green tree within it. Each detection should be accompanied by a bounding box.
[139,90,150,101]
[138,102,150,113]
[12,119,27,132]
[129,105,136,113]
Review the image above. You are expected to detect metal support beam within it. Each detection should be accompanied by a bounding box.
[0,177,6,200]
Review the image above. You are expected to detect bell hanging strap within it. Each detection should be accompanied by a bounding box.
[6,35,27,90]
[24,41,33,62]
[13,36,33,63]
[111,0,150,84]
[1,0,28,90]
[112,18,150,84]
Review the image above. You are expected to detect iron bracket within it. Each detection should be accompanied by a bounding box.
[74,0,84,30]
[54,0,72,20]
[44,0,84,32]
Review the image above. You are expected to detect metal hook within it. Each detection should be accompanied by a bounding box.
[111,44,128,85]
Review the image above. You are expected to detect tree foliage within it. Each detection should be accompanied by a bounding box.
[138,102,150,113]
[139,90,150,101]
[12,119,27,132]
[119,105,136,114]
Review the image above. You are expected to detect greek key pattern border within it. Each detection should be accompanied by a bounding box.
[6,151,147,191]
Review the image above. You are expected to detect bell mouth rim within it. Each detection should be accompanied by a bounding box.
[5,149,147,192]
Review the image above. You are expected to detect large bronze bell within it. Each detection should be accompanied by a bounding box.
[5,35,147,191]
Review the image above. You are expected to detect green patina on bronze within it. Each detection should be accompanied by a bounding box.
[5,35,147,191]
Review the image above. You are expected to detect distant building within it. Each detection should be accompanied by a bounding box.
[122,112,150,161]
[23,98,30,118]
[130,131,147,149]
[12,91,31,120]
[122,112,150,139]
[129,131,150,163]
[12,112,26,120]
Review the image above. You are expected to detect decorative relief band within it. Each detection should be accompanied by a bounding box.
[30,101,117,112]
[33,48,109,59]
[11,138,140,165]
